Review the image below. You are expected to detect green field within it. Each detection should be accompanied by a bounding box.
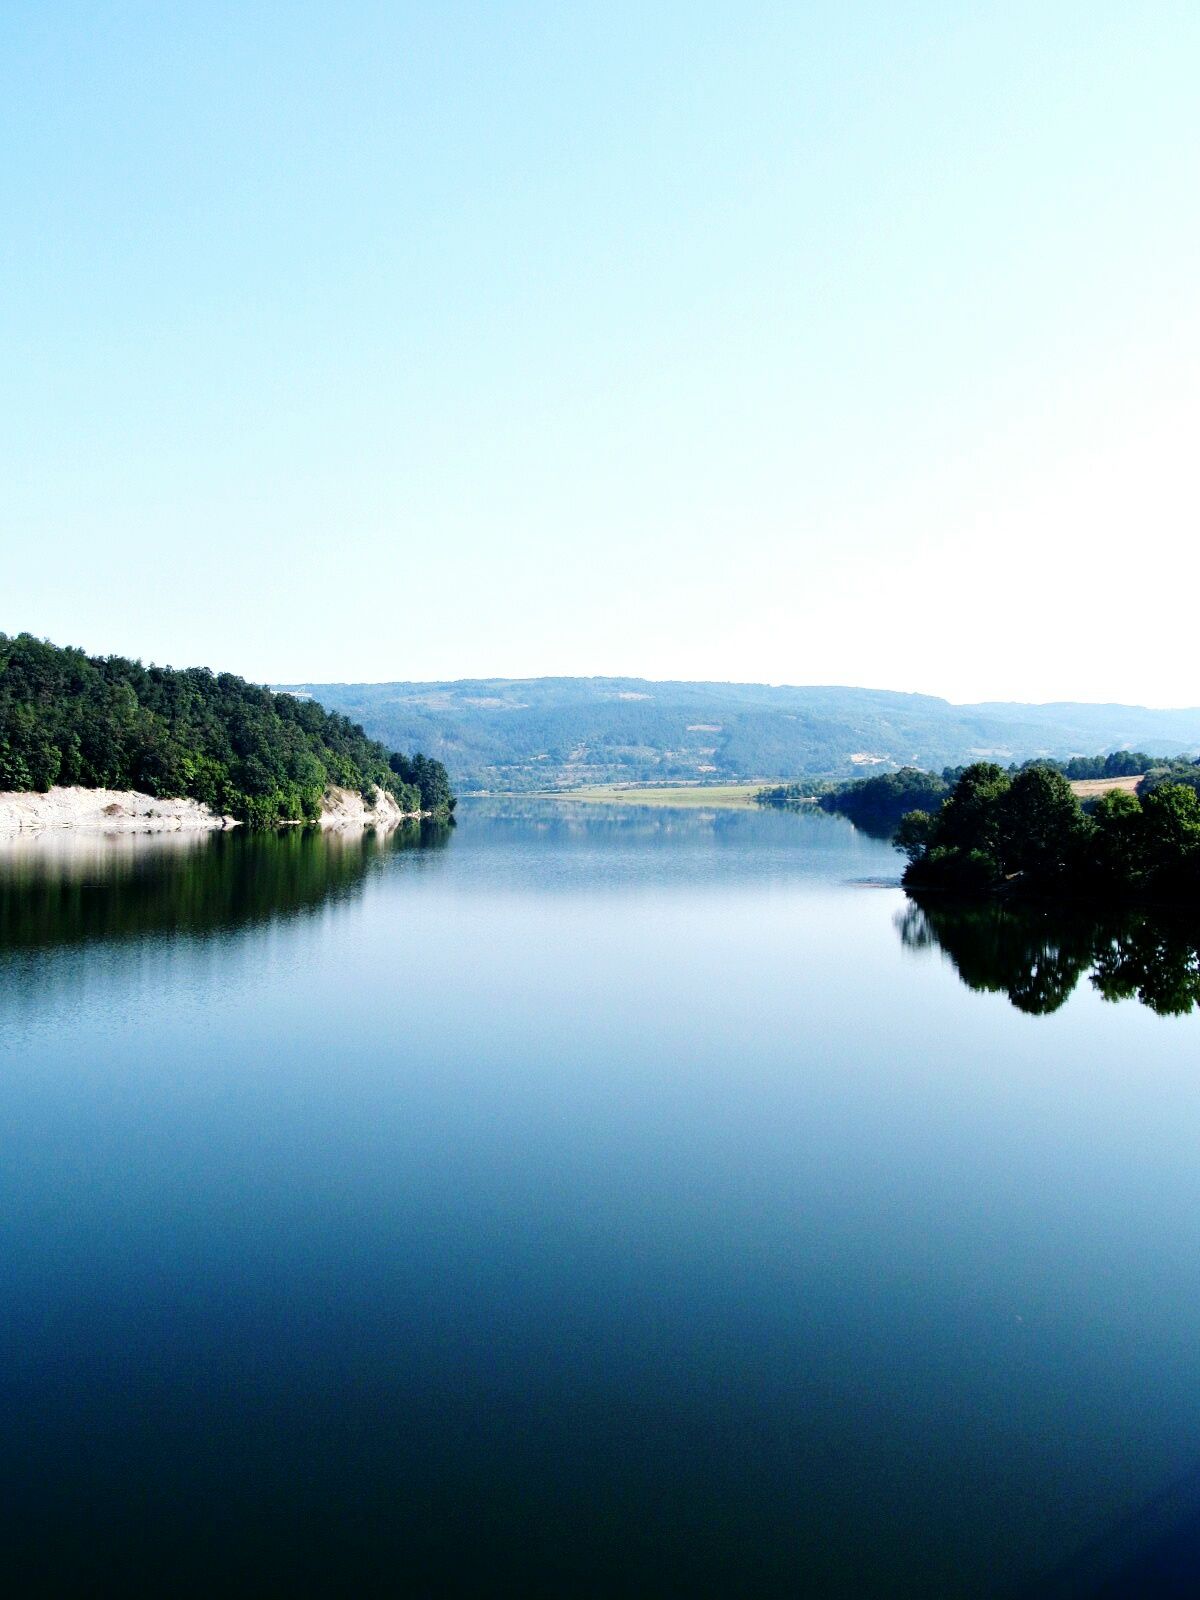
[538,782,790,809]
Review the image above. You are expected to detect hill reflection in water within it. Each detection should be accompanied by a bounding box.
[899,895,1200,1017]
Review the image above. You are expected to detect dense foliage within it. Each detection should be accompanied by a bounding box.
[897,761,1200,902]
[763,751,1175,838]
[1063,750,1151,779]
[758,768,949,835]
[0,634,454,827]
[387,750,456,815]
[821,768,950,833]
[1139,759,1200,800]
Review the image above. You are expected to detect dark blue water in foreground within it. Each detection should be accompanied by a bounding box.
[3,801,1200,1596]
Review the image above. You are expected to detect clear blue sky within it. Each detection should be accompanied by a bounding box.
[3,2,1198,702]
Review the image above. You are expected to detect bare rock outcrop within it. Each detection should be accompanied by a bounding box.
[0,786,235,835]
[318,786,420,829]
[0,784,422,836]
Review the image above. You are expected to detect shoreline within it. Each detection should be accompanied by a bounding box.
[515,782,766,809]
[0,785,429,837]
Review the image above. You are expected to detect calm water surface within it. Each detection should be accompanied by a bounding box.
[3,801,1200,1596]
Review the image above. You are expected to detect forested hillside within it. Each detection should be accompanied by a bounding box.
[0,634,454,826]
[284,676,1200,792]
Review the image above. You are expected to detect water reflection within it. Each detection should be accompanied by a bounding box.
[0,822,451,953]
[3,806,1200,1594]
[899,895,1200,1016]
[453,796,893,893]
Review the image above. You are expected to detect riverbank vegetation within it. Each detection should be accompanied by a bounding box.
[760,749,1200,842]
[757,769,949,835]
[897,762,1200,903]
[0,634,455,827]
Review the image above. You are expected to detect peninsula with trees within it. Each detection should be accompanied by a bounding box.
[895,761,1200,904]
[761,748,1200,902]
[757,751,1182,836]
[758,753,1200,904]
[0,634,455,831]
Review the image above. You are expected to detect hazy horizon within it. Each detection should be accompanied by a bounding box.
[286,667,1200,715]
[8,623,1200,713]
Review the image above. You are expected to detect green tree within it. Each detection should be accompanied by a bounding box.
[1090,788,1145,888]
[894,809,936,863]
[1140,783,1200,886]
[996,765,1091,880]
[935,762,1011,856]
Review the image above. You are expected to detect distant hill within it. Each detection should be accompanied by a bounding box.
[278,677,1200,793]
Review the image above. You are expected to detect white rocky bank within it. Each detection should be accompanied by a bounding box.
[314,785,417,829]
[0,785,420,835]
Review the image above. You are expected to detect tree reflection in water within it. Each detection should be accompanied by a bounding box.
[0,821,452,954]
[898,895,1200,1017]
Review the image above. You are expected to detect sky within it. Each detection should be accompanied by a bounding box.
[2,2,1198,704]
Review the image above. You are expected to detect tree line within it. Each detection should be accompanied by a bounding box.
[757,768,951,836]
[0,633,455,827]
[758,750,1200,839]
[896,762,1200,902]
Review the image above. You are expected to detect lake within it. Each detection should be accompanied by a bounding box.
[3,800,1200,1596]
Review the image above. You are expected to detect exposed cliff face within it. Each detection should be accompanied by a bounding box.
[0,784,424,835]
[317,786,421,829]
[0,786,234,835]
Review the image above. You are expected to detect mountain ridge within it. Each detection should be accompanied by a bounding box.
[279,676,1200,793]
